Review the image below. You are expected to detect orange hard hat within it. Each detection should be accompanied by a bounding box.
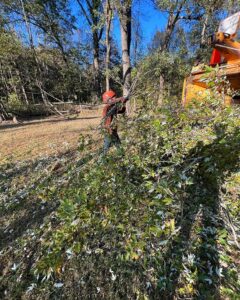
[102,90,116,102]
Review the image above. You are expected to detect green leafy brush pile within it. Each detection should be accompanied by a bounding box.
[1,100,240,299]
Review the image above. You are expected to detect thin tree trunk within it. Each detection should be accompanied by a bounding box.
[20,0,48,105]
[119,4,132,114]
[20,76,29,105]
[132,14,141,66]
[13,60,29,104]
[158,4,184,106]
[93,31,101,98]
[76,0,104,101]
[21,1,63,116]
[158,75,164,106]
[162,12,175,51]
[0,61,10,101]
[0,99,9,120]
[105,0,112,91]
[8,66,20,102]
[157,12,175,105]
[200,13,209,47]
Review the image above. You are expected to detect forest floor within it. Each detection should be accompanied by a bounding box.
[0,109,101,164]
[0,109,104,299]
[0,103,240,299]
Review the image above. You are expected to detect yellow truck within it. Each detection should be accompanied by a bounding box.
[182,12,240,106]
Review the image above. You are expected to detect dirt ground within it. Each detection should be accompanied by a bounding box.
[0,109,102,164]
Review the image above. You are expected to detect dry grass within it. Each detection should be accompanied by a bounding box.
[0,109,102,164]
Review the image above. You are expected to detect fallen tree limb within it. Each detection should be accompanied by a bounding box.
[220,204,240,250]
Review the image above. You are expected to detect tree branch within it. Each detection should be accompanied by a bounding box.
[76,0,92,26]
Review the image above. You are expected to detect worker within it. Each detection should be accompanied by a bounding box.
[101,90,128,154]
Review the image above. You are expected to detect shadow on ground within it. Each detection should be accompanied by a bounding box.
[0,115,100,131]
[155,125,240,299]
[0,150,76,251]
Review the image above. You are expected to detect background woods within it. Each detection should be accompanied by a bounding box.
[0,0,234,120]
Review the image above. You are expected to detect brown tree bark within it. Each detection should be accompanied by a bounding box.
[15,66,29,105]
[158,75,165,106]
[76,0,104,99]
[115,0,132,113]
[105,0,113,91]
[93,30,101,96]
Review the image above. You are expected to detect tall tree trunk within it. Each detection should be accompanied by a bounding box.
[0,62,9,121]
[93,31,101,98]
[0,60,10,102]
[8,66,20,102]
[158,75,164,106]
[200,13,209,47]
[18,73,29,105]
[105,0,112,91]
[13,59,29,104]
[158,4,183,105]
[132,12,141,66]
[118,2,132,113]
[157,12,175,105]
[20,0,48,105]
[0,99,9,121]
[76,0,104,101]
[161,12,175,51]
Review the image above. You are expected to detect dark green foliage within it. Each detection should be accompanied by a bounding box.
[131,51,190,106]
[1,97,239,299]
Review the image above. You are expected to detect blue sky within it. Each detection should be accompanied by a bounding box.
[15,0,230,54]
[71,0,167,51]
[132,0,167,43]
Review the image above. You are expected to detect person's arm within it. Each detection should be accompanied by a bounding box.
[107,96,129,105]
[102,105,113,133]
[107,96,129,114]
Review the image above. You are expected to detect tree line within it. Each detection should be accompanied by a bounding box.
[0,0,239,120]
